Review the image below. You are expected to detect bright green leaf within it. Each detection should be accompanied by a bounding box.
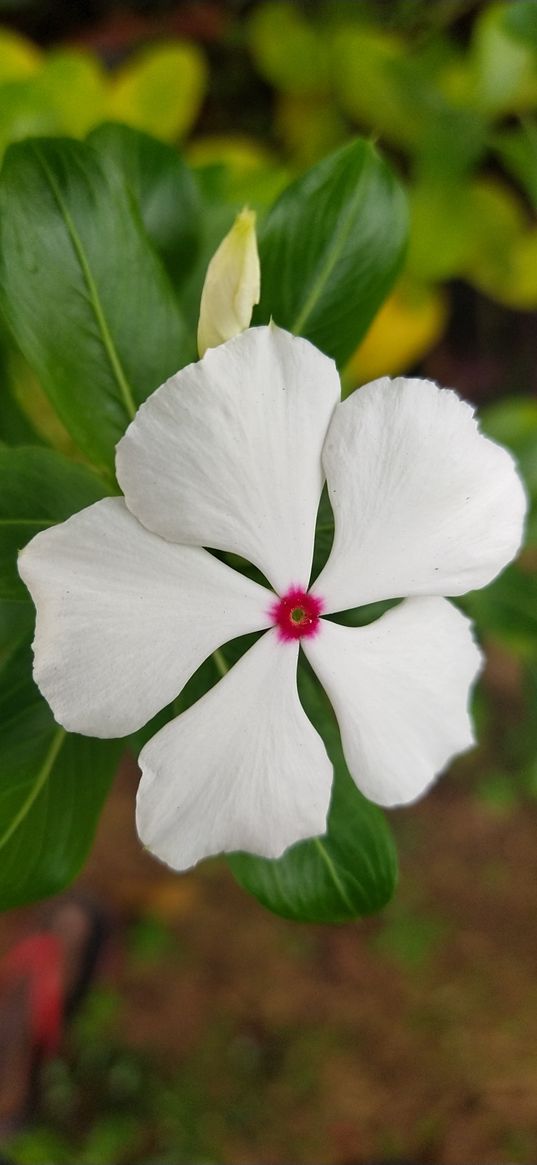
[0,638,122,910]
[248,1,329,95]
[329,24,417,148]
[32,50,107,138]
[0,79,60,159]
[0,137,188,472]
[254,137,408,368]
[109,41,207,143]
[0,446,108,601]
[0,28,41,84]
[469,2,537,114]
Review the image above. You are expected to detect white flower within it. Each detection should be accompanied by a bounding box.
[18,326,526,871]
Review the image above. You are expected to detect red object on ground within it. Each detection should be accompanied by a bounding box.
[0,934,64,1058]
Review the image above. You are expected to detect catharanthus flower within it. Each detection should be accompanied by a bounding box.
[19,326,526,871]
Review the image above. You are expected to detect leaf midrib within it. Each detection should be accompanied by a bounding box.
[33,143,137,423]
[313,836,356,915]
[0,726,65,853]
[290,160,370,337]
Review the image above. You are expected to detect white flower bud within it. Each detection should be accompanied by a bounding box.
[197,207,260,357]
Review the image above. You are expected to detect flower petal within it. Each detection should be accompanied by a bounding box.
[116,325,340,593]
[304,598,482,807]
[18,497,273,738]
[314,376,527,613]
[136,628,333,870]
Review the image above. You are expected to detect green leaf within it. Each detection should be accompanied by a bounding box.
[31,50,107,138]
[0,336,45,447]
[0,638,122,910]
[469,2,537,115]
[0,27,41,85]
[247,1,329,96]
[463,566,537,658]
[0,137,188,472]
[494,121,537,211]
[88,122,201,286]
[481,396,537,512]
[108,41,207,143]
[228,662,398,923]
[503,1,537,51]
[0,597,33,666]
[254,137,408,369]
[0,446,108,601]
[329,24,418,149]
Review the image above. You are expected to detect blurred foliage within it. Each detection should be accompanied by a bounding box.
[245,0,537,346]
[0,27,206,151]
[0,1,537,373]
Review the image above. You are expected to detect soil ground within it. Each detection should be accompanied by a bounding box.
[1,751,536,1165]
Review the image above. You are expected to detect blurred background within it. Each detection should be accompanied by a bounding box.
[0,1,537,1161]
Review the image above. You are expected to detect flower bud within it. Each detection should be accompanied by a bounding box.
[197,207,261,357]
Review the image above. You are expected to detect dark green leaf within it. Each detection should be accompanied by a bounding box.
[253,137,408,369]
[228,661,398,923]
[0,137,188,472]
[0,446,108,601]
[0,597,33,666]
[0,323,44,447]
[87,121,201,286]
[0,638,122,910]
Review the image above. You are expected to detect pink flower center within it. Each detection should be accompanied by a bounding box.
[270,587,324,642]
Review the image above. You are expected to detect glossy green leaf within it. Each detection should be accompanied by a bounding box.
[254,138,408,368]
[229,662,398,923]
[88,122,201,286]
[0,637,122,910]
[0,446,108,601]
[0,137,188,472]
